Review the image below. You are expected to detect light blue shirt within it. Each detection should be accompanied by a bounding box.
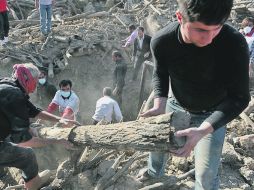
[40,0,52,5]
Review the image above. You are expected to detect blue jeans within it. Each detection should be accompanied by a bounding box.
[148,98,226,190]
[39,4,52,34]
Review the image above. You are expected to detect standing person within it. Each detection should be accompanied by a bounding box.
[112,51,127,106]
[122,24,138,48]
[0,0,9,46]
[240,17,254,37]
[36,70,57,107]
[240,17,254,78]
[92,87,123,125]
[0,63,79,190]
[139,0,250,189]
[47,79,80,121]
[35,0,54,36]
[132,26,152,81]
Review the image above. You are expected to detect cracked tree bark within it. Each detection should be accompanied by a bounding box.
[37,112,190,152]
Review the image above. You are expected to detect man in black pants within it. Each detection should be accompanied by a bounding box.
[112,51,127,107]
[0,0,9,46]
[132,26,152,81]
[140,0,250,189]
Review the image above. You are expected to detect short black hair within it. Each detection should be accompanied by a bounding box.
[59,79,72,88]
[177,0,233,25]
[103,87,112,96]
[112,50,122,58]
[128,24,136,31]
[137,26,144,32]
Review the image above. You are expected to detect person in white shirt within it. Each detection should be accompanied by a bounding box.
[47,80,79,122]
[92,87,123,125]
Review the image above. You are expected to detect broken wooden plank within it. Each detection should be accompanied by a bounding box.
[37,112,190,152]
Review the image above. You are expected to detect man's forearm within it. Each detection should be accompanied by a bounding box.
[18,137,62,148]
[154,97,167,112]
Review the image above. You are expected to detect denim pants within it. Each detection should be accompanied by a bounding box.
[148,98,226,190]
[39,4,52,34]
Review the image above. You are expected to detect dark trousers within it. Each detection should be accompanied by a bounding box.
[132,56,144,81]
[0,11,9,40]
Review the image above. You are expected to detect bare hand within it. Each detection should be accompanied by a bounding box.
[170,127,207,157]
[139,107,165,118]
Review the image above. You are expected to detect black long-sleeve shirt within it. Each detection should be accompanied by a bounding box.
[0,78,42,142]
[152,22,250,130]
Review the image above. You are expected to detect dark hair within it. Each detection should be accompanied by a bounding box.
[112,50,122,58]
[59,79,72,88]
[241,17,254,28]
[128,24,136,31]
[177,0,233,25]
[137,26,144,32]
[103,87,112,96]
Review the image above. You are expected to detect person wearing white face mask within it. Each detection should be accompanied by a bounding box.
[47,79,80,125]
[240,17,254,80]
[36,71,57,107]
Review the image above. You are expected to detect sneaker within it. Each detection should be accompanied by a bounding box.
[4,36,8,43]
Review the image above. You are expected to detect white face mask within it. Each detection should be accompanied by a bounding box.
[38,78,46,85]
[243,26,252,35]
[61,90,71,98]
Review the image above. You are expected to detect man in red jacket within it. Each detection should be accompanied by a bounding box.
[0,0,9,46]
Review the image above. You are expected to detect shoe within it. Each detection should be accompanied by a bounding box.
[4,36,8,43]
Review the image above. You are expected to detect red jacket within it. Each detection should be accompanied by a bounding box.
[0,0,7,13]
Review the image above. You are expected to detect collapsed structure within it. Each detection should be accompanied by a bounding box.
[0,0,254,189]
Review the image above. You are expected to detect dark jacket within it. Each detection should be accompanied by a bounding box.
[133,34,152,58]
[113,59,127,91]
[0,78,41,142]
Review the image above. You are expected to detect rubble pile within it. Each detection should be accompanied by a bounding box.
[0,0,254,189]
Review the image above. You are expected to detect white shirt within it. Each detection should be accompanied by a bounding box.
[138,35,144,49]
[92,96,123,123]
[245,36,254,51]
[52,90,79,115]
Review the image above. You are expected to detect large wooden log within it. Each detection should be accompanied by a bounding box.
[38,112,190,152]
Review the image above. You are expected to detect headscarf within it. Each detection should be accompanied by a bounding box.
[13,64,37,94]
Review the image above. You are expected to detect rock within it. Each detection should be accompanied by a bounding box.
[220,165,251,190]
[222,142,242,165]
[243,157,254,170]
[239,166,254,186]
[67,170,94,190]
[98,160,115,176]
[171,156,193,172]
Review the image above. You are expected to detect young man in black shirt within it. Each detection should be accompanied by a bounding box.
[140,0,250,189]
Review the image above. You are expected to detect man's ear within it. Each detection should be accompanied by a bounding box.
[176,10,183,24]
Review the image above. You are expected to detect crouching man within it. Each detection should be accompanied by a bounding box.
[0,63,79,190]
